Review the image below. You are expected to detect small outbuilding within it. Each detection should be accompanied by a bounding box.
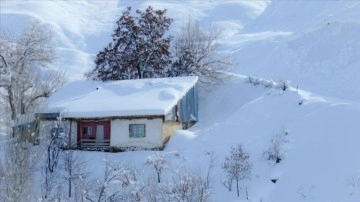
[38,76,198,150]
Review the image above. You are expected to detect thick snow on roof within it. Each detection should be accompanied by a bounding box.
[41,76,198,118]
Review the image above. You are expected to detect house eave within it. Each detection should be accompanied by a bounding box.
[37,113,166,121]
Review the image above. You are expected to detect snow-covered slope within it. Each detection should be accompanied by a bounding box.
[77,78,360,201]
[166,78,360,201]
[2,1,360,201]
[232,19,360,101]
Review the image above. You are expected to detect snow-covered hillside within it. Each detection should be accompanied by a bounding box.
[231,0,360,101]
[2,0,360,201]
[167,77,360,202]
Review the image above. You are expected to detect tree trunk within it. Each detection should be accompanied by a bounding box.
[136,64,142,79]
[236,179,239,197]
[67,153,72,198]
[68,178,71,198]
[7,86,16,121]
[21,96,26,115]
[245,186,248,200]
[157,171,161,183]
[44,167,49,199]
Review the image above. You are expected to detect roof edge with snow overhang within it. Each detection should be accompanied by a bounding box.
[39,76,199,119]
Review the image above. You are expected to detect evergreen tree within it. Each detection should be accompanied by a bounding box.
[87,6,173,81]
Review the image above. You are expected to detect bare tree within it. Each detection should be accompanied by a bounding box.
[85,161,139,202]
[61,149,89,199]
[1,134,43,201]
[222,144,252,197]
[41,156,60,201]
[204,151,217,191]
[263,134,286,164]
[160,168,211,202]
[0,21,64,201]
[168,17,232,86]
[0,20,64,122]
[145,152,167,183]
[41,135,63,200]
[40,117,77,201]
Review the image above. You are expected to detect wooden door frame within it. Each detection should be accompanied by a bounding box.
[77,119,111,146]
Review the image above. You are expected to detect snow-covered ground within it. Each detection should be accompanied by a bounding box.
[1,0,360,201]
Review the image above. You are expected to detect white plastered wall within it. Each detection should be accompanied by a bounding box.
[68,120,77,147]
[110,118,163,148]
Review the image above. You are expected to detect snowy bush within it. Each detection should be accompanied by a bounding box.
[248,75,290,91]
[1,139,42,201]
[160,169,211,202]
[263,134,287,164]
[60,149,89,200]
[222,144,252,197]
[141,152,215,202]
[277,80,290,91]
[145,152,167,183]
[86,161,139,202]
[348,176,360,197]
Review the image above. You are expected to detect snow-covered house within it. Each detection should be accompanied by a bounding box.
[38,76,198,150]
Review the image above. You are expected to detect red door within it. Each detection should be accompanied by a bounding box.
[78,120,110,144]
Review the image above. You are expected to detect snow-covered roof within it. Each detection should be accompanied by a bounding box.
[41,76,198,118]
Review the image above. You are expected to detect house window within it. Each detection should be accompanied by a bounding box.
[83,126,93,136]
[129,124,145,138]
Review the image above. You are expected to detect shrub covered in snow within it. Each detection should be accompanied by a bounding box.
[145,152,167,183]
[248,75,290,91]
[84,161,139,202]
[263,133,287,164]
[222,144,252,197]
[160,169,211,202]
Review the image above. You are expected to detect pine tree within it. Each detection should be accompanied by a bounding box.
[87,6,173,81]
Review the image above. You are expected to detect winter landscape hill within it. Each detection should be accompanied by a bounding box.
[1,0,360,201]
